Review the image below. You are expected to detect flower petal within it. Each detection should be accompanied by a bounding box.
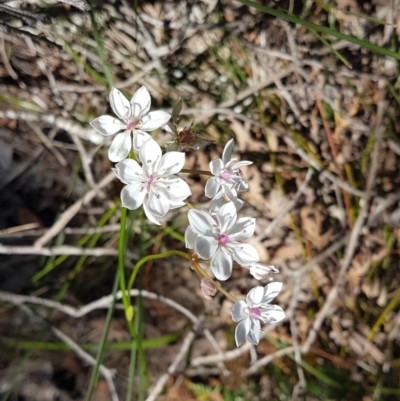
[188,209,214,235]
[231,160,253,169]
[229,217,256,241]
[140,111,171,131]
[114,159,143,184]
[158,151,185,175]
[132,130,151,153]
[222,138,234,165]
[130,86,151,117]
[108,132,132,162]
[110,87,130,120]
[185,225,197,249]
[235,318,250,347]
[247,286,264,305]
[195,235,218,260]
[262,282,283,304]
[147,190,170,217]
[231,243,259,266]
[139,137,162,175]
[247,319,261,345]
[209,158,223,175]
[143,199,162,225]
[205,177,220,199]
[121,183,146,210]
[90,115,125,136]
[231,300,248,322]
[210,246,232,281]
[159,177,191,202]
[260,305,286,323]
[217,202,237,233]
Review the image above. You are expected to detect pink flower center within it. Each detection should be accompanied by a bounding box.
[147,174,155,185]
[127,121,138,130]
[219,169,232,180]
[218,234,230,245]
[248,307,261,319]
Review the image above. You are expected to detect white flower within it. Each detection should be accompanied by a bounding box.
[231,282,286,347]
[205,139,252,202]
[114,137,191,225]
[90,86,171,162]
[243,262,279,280]
[185,202,259,281]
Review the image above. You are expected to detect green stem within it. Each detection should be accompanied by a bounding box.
[181,168,212,176]
[118,207,130,319]
[127,250,191,292]
[86,270,120,401]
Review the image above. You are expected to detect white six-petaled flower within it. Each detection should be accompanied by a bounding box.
[114,137,191,225]
[205,139,252,203]
[231,282,286,346]
[90,86,171,162]
[185,202,259,281]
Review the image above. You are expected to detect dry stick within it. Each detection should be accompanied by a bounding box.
[0,224,121,238]
[0,244,137,258]
[203,329,231,377]
[26,121,68,166]
[248,101,384,375]
[18,304,119,401]
[34,171,115,247]
[0,110,101,145]
[0,288,228,380]
[51,324,118,401]
[290,317,307,400]
[292,235,349,278]
[193,66,297,124]
[301,99,384,352]
[0,146,44,191]
[262,168,313,238]
[183,105,364,200]
[316,96,353,227]
[0,289,196,322]
[282,134,366,198]
[145,318,203,401]
[68,133,98,190]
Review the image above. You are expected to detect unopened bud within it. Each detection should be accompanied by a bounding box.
[200,278,217,300]
[243,263,279,280]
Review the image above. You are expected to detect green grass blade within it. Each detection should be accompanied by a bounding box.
[89,9,114,89]
[235,0,400,60]
[10,333,181,351]
[85,270,120,401]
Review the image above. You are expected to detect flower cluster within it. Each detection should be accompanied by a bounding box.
[91,85,285,348]
[184,138,285,345]
[91,86,191,224]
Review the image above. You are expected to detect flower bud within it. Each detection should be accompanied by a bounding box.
[200,278,217,300]
[243,263,279,280]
